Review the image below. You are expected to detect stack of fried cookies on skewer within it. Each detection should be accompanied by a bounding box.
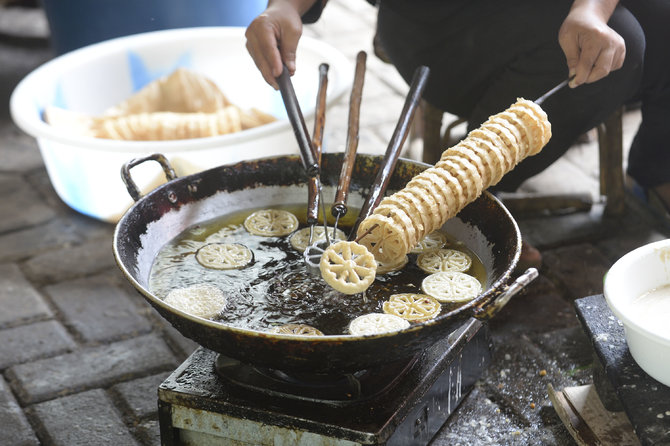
[356,98,551,264]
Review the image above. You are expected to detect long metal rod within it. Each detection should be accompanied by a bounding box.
[348,65,431,240]
[535,75,575,106]
[276,65,319,177]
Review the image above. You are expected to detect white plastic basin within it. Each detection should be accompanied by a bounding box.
[10,27,352,222]
[604,239,670,387]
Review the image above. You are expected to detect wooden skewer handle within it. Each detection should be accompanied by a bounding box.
[307,63,329,224]
[332,51,367,217]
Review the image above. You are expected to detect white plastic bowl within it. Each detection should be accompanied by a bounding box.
[10,27,352,222]
[603,239,670,387]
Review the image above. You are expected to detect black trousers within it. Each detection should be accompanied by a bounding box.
[377,0,670,191]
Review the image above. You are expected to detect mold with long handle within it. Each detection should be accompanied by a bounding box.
[304,51,368,272]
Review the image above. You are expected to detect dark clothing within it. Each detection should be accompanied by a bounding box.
[377,0,669,191]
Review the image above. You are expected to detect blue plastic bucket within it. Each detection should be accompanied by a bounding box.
[41,0,267,54]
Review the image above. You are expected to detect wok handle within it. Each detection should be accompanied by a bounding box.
[121,153,178,202]
[473,268,539,320]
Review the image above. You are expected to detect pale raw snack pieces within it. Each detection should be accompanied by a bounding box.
[348,313,410,336]
[195,243,253,270]
[357,97,551,264]
[93,107,243,141]
[289,226,346,253]
[244,209,299,237]
[319,241,377,295]
[421,271,483,303]
[417,248,472,274]
[382,293,441,322]
[44,68,277,141]
[163,284,226,319]
[104,67,231,116]
[376,255,409,275]
[271,323,324,336]
[410,231,447,254]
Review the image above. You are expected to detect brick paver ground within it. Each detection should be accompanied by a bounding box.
[1,1,667,445]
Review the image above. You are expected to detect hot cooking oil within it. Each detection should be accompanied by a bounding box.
[149,205,486,335]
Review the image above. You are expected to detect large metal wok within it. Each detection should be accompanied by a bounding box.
[114,152,531,374]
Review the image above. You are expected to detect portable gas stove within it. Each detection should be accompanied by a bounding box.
[158,318,493,445]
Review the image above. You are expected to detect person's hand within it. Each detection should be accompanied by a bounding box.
[558,0,625,88]
[245,1,308,89]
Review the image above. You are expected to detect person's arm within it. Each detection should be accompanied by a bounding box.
[558,0,625,88]
[245,0,326,89]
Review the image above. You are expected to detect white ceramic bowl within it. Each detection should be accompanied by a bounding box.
[10,27,352,222]
[604,239,670,386]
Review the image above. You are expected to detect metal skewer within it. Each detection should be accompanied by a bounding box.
[276,65,320,177]
[534,75,575,106]
[348,65,431,240]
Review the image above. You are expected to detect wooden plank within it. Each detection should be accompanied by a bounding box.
[548,384,641,446]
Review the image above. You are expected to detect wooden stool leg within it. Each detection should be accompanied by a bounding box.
[421,100,444,165]
[598,107,625,216]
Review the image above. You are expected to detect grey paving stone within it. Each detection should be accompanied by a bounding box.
[24,167,73,215]
[0,320,76,369]
[531,326,595,386]
[481,335,572,429]
[431,386,526,445]
[0,263,51,328]
[517,205,617,250]
[489,274,578,338]
[0,173,55,232]
[500,424,578,446]
[45,275,152,343]
[0,122,46,172]
[22,237,118,284]
[0,376,39,446]
[29,388,140,446]
[134,419,161,446]
[157,317,200,360]
[6,334,177,404]
[0,5,49,40]
[0,218,83,262]
[542,243,612,301]
[111,372,170,420]
[595,225,668,263]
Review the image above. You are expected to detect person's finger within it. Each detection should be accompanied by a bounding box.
[571,39,601,87]
[245,19,283,89]
[586,46,615,84]
[246,40,279,89]
[558,32,580,85]
[277,21,302,75]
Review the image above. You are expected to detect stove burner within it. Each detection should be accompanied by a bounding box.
[215,353,419,406]
[158,319,493,446]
